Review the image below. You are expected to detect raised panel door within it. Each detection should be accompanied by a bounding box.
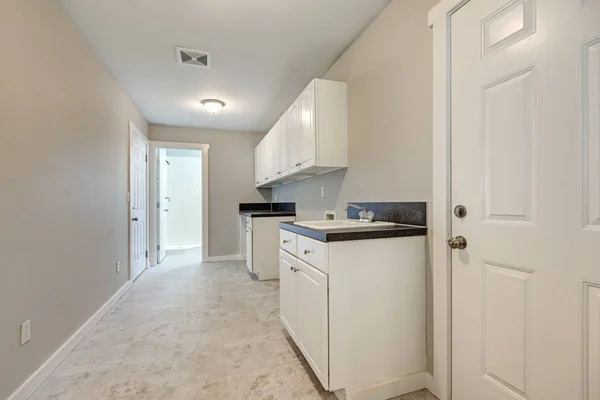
[279,250,298,339]
[288,100,300,170]
[451,1,600,399]
[297,259,329,390]
[299,81,316,168]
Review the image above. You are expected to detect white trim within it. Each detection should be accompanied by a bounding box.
[334,372,426,400]
[7,281,132,400]
[425,372,442,400]
[428,1,470,400]
[149,141,210,264]
[205,254,241,263]
[128,121,150,280]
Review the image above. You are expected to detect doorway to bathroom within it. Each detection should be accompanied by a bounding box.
[150,142,209,265]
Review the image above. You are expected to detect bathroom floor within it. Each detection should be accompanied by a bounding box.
[29,251,438,400]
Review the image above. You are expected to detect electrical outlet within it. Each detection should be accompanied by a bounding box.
[321,187,325,198]
[21,320,31,345]
[116,261,120,273]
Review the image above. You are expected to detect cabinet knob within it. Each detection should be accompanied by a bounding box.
[304,249,311,255]
[283,239,290,244]
[290,266,294,271]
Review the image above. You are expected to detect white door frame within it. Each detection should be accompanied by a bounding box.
[149,141,210,264]
[428,1,473,399]
[128,121,150,280]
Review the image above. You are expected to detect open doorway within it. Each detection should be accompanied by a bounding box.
[150,141,209,265]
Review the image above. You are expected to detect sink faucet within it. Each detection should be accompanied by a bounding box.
[345,204,374,223]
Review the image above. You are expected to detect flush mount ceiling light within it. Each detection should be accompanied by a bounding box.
[201,99,225,114]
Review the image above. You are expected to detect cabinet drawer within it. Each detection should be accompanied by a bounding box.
[280,229,297,256]
[297,235,329,274]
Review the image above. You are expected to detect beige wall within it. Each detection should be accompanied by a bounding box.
[149,125,269,257]
[271,0,436,372]
[0,0,148,398]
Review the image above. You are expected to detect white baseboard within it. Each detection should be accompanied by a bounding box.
[425,372,442,399]
[336,371,426,400]
[7,280,133,400]
[205,254,241,262]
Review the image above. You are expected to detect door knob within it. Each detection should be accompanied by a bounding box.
[447,236,467,250]
[132,217,139,222]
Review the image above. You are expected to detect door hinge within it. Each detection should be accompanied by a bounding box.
[126,192,130,202]
[145,154,148,162]
[157,245,160,251]
[145,250,149,258]
[157,202,160,208]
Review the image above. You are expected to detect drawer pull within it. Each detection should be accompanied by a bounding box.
[304,249,311,255]
[283,239,290,244]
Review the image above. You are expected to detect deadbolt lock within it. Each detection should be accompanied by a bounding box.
[454,205,467,219]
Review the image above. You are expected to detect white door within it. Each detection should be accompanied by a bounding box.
[288,100,300,171]
[296,259,328,390]
[299,81,316,168]
[157,149,168,263]
[130,129,148,281]
[254,146,261,187]
[451,1,600,399]
[278,116,289,176]
[279,250,298,339]
[245,227,253,272]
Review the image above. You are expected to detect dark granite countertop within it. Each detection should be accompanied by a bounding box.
[279,221,427,242]
[240,211,297,218]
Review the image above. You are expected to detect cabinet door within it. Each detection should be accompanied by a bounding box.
[297,259,329,390]
[298,81,316,168]
[264,132,275,182]
[287,100,300,170]
[279,250,298,339]
[277,116,289,176]
[245,229,253,272]
[254,146,261,187]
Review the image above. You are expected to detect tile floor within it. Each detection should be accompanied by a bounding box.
[29,250,438,400]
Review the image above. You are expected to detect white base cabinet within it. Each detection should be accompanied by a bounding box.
[242,215,295,280]
[279,231,426,399]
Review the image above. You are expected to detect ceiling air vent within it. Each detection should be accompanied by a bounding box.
[175,47,211,68]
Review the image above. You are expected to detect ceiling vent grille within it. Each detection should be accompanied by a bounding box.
[175,47,211,68]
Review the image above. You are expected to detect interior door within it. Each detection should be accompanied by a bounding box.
[299,81,316,167]
[130,131,148,281]
[279,250,298,339]
[296,259,329,390]
[451,1,600,399]
[157,148,168,263]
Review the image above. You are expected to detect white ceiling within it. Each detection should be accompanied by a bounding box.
[59,0,391,132]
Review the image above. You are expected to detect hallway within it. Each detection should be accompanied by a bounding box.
[29,251,436,400]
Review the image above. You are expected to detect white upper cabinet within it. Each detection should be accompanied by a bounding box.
[255,79,347,188]
[298,81,316,168]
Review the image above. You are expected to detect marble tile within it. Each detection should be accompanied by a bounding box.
[28,252,438,400]
[220,320,286,348]
[29,369,112,400]
[159,376,229,400]
[226,366,293,400]
[101,359,172,399]
[224,337,303,374]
